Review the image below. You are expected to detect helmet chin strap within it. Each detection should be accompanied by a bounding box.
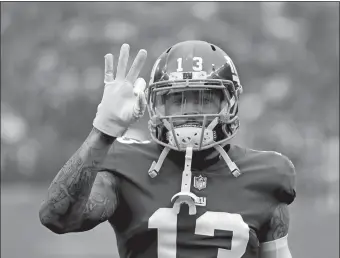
[214,145,241,177]
[148,146,198,215]
[148,146,171,178]
[170,146,198,215]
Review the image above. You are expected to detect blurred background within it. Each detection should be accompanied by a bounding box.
[1,2,339,258]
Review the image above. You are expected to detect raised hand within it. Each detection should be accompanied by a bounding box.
[93,44,148,137]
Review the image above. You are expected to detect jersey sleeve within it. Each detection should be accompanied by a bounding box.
[97,141,121,174]
[275,154,296,205]
[258,154,296,243]
[97,137,156,177]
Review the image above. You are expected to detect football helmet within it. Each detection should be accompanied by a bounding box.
[147,40,243,152]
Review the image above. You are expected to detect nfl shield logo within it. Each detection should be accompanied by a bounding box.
[194,175,207,190]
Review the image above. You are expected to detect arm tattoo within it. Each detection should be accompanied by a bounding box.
[269,204,290,240]
[83,172,118,223]
[259,203,290,242]
[39,127,116,232]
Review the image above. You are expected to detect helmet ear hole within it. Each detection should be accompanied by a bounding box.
[211,45,216,51]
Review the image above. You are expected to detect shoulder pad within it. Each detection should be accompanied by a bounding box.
[273,152,296,205]
[245,148,296,205]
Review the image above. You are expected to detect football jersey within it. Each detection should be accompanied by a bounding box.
[100,138,296,258]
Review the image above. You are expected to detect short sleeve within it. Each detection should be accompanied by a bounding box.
[97,142,120,174]
[275,155,296,205]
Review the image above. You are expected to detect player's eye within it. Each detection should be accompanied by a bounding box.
[203,96,211,104]
[201,92,212,105]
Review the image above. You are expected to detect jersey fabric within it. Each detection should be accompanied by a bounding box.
[100,139,296,258]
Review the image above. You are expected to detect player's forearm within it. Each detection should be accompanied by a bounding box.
[39,127,115,233]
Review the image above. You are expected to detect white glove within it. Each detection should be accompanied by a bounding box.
[93,44,148,137]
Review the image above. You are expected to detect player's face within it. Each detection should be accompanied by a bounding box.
[165,90,221,116]
[154,89,226,125]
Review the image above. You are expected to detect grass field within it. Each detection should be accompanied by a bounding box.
[1,184,339,258]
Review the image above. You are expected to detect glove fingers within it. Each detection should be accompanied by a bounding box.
[116,44,130,80]
[133,78,146,96]
[126,49,147,83]
[104,54,115,83]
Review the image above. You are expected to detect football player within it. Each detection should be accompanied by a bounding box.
[39,41,296,258]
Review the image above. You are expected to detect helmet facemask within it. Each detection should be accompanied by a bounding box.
[147,78,240,152]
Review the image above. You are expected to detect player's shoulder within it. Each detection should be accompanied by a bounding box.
[100,136,160,172]
[233,145,295,176]
[235,145,296,204]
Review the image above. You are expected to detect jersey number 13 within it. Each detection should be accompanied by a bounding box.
[148,208,250,258]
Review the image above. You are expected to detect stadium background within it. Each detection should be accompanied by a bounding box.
[1,2,339,258]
